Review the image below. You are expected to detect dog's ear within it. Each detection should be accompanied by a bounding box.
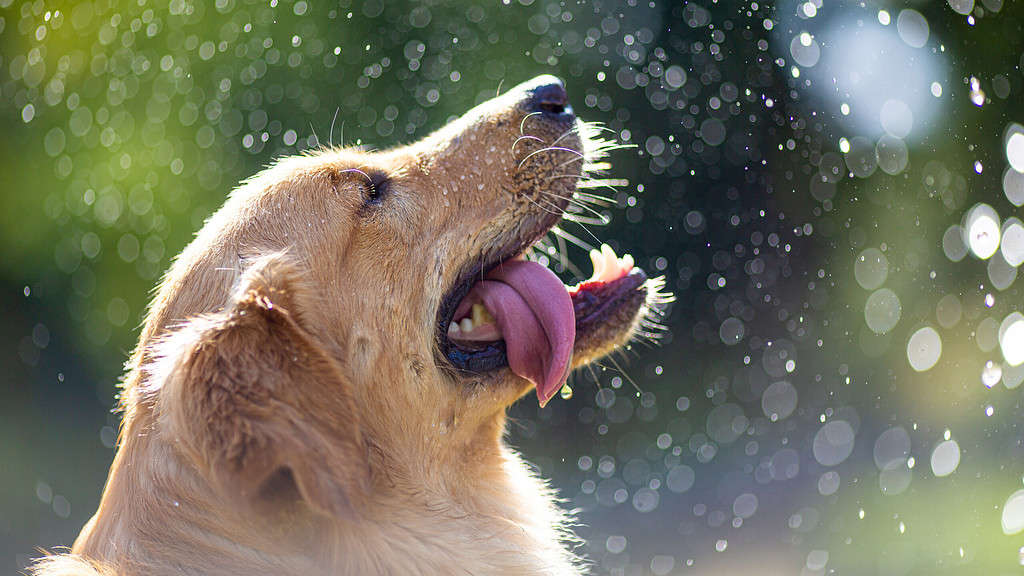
[155,256,368,518]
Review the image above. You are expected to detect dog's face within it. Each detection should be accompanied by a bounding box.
[149,76,662,520]
[290,77,591,420]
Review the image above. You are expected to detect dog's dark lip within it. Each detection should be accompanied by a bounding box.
[436,236,652,377]
[436,235,541,375]
[571,269,648,329]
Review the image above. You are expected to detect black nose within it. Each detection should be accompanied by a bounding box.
[529,77,570,116]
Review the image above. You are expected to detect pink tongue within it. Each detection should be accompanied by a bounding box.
[470,260,574,406]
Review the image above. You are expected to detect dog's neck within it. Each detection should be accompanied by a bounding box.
[73,394,579,576]
[67,236,581,575]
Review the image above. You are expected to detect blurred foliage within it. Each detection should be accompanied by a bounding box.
[2,0,1024,574]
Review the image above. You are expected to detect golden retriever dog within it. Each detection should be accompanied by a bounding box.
[32,76,666,576]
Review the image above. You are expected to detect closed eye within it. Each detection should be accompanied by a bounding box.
[365,171,389,206]
[338,168,391,211]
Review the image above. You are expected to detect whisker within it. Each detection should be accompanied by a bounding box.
[546,173,621,199]
[522,194,564,217]
[527,238,550,263]
[606,356,643,394]
[329,107,340,148]
[561,213,611,226]
[532,234,586,279]
[630,337,656,349]
[511,134,545,155]
[538,194,608,247]
[565,195,612,219]
[539,191,610,223]
[550,125,583,147]
[579,122,619,136]
[577,179,629,192]
[542,174,619,205]
[555,232,569,275]
[309,121,321,151]
[565,200,602,216]
[336,168,374,184]
[518,147,585,171]
[533,194,568,215]
[573,190,617,205]
[520,111,543,135]
[555,153,592,171]
[550,225,598,253]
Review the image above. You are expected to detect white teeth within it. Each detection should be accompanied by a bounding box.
[601,243,616,265]
[588,248,606,282]
[449,304,496,339]
[587,243,634,283]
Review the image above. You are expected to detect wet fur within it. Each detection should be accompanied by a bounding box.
[30,79,637,576]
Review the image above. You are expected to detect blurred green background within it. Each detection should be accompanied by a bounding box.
[3,0,1024,574]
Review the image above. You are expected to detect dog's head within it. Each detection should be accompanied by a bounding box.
[145,76,666,521]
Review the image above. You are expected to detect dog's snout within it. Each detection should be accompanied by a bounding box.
[528,76,571,116]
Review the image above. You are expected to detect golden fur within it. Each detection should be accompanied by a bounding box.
[32,77,639,575]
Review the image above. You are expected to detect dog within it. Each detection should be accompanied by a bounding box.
[32,76,666,575]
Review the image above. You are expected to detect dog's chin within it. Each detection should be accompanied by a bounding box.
[474,368,537,405]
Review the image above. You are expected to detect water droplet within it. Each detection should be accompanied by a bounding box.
[907,327,942,371]
[930,440,961,477]
[865,288,902,334]
[982,361,1002,388]
[813,420,855,466]
[896,9,929,48]
[855,248,889,290]
[1001,490,1024,535]
[964,204,1000,259]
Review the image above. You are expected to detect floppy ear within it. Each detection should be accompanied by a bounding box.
[156,256,368,518]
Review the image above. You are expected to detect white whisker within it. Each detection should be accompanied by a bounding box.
[577,178,628,191]
[336,168,374,184]
[329,107,340,148]
[555,233,569,275]
[606,356,643,394]
[511,134,545,155]
[522,194,564,217]
[550,125,583,147]
[561,213,610,226]
[518,146,585,171]
[539,191,609,222]
[309,121,321,151]
[520,111,543,135]
[550,225,598,253]
[573,190,617,205]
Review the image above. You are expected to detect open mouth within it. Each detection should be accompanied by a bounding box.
[429,75,666,406]
[437,241,649,406]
